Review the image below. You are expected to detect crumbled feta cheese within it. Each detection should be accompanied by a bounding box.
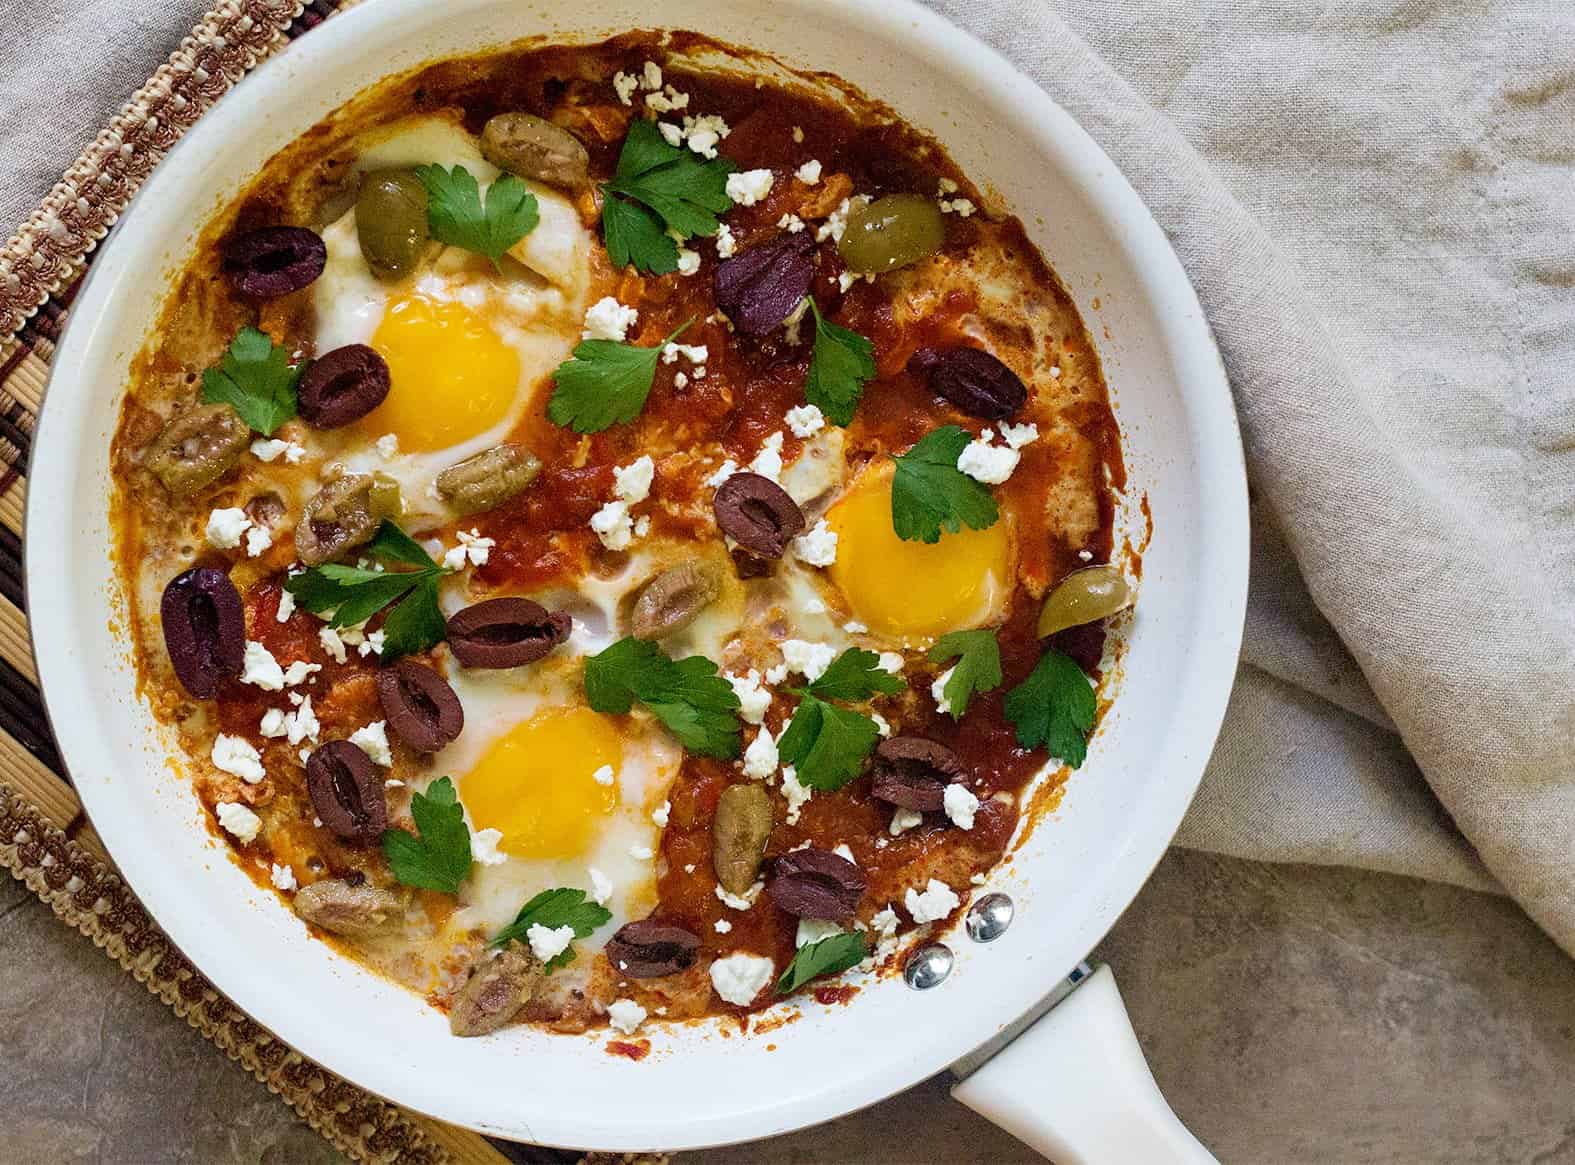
[764,663,788,686]
[1078,549,1094,562]
[613,71,639,105]
[645,86,690,113]
[877,651,905,675]
[889,807,923,836]
[241,641,285,691]
[589,867,614,905]
[714,918,733,934]
[212,734,265,784]
[244,524,272,558]
[674,371,689,390]
[938,178,959,195]
[614,455,655,503]
[442,528,495,570]
[676,245,701,276]
[592,765,616,787]
[956,429,1021,485]
[259,708,288,738]
[943,783,980,830]
[706,459,739,488]
[658,121,684,147]
[781,766,813,825]
[276,588,296,623]
[870,710,892,738]
[286,696,320,746]
[358,629,384,658]
[837,271,859,293]
[250,438,303,464]
[318,626,347,664]
[796,918,843,948]
[804,597,827,614]
[527,922,576,964]
[844,620,868,634]
[777,213,806,234]
[871,906,899,939]
[715,881,763,911]
[792,125,805,144]
[582,296,639,341]
[205,507,251,549]
[784,403,825,438]
[792,519,838,567]
[749,431,784,481]
[931,667,955,715]
[939,197,976,217]
[470,828,507,865]
[641,60,662,89]
[590,499,634,550]
[661,343,708,366]
[1050,365,1062,379]
[832,842,856,863]
[999,421,1038,450]
[742,727,779,779]
[686,128,720,158]
[375,433,399,459]
[714,222,737,258]
[270,863,297,891]
[905,878,961,924]
[727,670,771,725]
[709,952,775,1005]
[349,720,392,767]
[607,998,648,1035]
[651,800,671,827]
[215,801,261,844]
[816,195,864,243]
[781,639,836,683]
[724,168,774,207]
[795,159,822,185]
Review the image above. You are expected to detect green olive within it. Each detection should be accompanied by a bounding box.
[434,444,542,516]
[480,113,589,189]
[713,783,774,894]
[448,942,544,1037]
[355,170,430,280]
[1037,565,1134,638]
[295,471,404,566]
[630,559,723,640]
[145,402,250,496]
[837,193,946,274]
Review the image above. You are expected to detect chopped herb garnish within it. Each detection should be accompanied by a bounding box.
[200,326,300,436]
[414,164,539,265]
[380,777,471,894]
[491,887,613,969]
[284,521,451,659]
[804,647,906,703]
[778,693,881,792]
[600,119,736,274]
[583,636,742,759]
[546,319,692,434]
[1002,647,1097,768]
[804,298,876,426]
[890,425,1000,544]
[928,629,1002,719]
[776,931,869,993]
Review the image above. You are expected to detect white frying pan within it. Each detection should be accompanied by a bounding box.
[27,0,1247,1157]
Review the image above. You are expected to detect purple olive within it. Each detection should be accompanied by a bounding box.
[604,920,702,978]
[445,598,571,669]
[160,567,245,698]
[713,233,816,335]
[222,226,327,298]
[297,344,391,429]
[376,659,464,753]
[305,740,387,843]
[712,472,805,559]
[868,737,964,812]
[767,847,866,921]
[907,346,1028,421]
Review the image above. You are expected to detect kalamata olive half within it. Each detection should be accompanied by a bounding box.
[1037,565,1133,638]
[297,344,390,429]
[712,783,774,894]
[449,943,545,1036]
[355,170,429,280]
[630,559,722,639]
[295,471,403,566]
[869,736,964,812]
[160,567,245,698]
[480,113,590,189]
[292,879,403,937]
[145,403,251,496]
[376,659,464,753]
[1049,622,1106,675]
[446,597,571,669]
[712,472,805,559]
[768,847,866,921]
[837,194,945,274]
[305,739,387,843]
[907,346,1028,421]
[435,444,542,516]
[604,920,702,979]
[222,226,327,298]
[713,233,816,335]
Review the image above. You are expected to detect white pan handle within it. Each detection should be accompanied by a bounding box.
[950,965,1217,1164]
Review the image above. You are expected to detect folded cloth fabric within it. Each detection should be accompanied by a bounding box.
[5,0,1572,947]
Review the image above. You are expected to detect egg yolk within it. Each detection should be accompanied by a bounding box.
[826,468,1012,642]
[364,293,520,452]
[460,707,621,860]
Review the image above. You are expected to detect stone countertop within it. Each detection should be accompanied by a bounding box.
[6,849,1574,1163]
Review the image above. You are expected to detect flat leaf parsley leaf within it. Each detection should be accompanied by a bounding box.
[601,119,736,274]
[283,520,452,659]
[491,887,613,969]
[890,425,1000,544]
[804,299,876,426]
[583,636,742,759]
[200,326,300,436]
[1002,648,1097,768]
[414,164,539,265]
[381,777,471,894]
[778,694,881,792]
[547,319,693,434]
[805,647,905,702]
[777,931,869,994]
[928,629,1002,719]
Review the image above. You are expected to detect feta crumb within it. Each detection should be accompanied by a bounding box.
[714,222,737,258]
[792,125,804,143]
[725,168,775,207]
[276,588,296,623]
[999,421,1038,450]
[673,371,689,390]
[592,765,616,787]
[527,922,577,963]
[844,621,868,634]
[1078,549,1094,562]
[804,597,826,614]
[795,159,823,185]
[706,459,739,488]
[781,639,836,683]
[607,998,648,1035]
[877,651,905,675]
[831,842,856,863]
[589,867,614,905]
[375,433,399,459]
[956,429,1021,485]
[764,663,788,685]
[661,343,708,366]
[241,641,285,691]
[658,121,684,147]
[686,127,720,158]
[931,667,955,715]
[905,878,961,923]
[727,670,771,725]
[641,60,663,90]
[645,86,690,113]
[781,766,813,825]
[286,696,320,746]
[244,524,272,558]
[212,734,265,784]
[259,708,287,738]
[870,710,892,738]
[614,455,655,503]
[613,71,639,105]
[471,828,508,865]
[938,178,959,195]
[837,271,859,293]
[582,295,639,341]
[318,626,347,664]
[784,403,825,438]
[1050,365,1062,379]
[943,783,980,830]
[792,519,838,567]
[939,197,976,217]
[742,727,779,779]
[590,499,634,550]
[358,629,384,658]
[349,720,392,767]
[250,438,303,464]
[270,863,296,891]
[205,507,251,549]
[889,807,923,836]
[871,906,899,939]
[442,528,495,570]
[970,872,987,886]
[749,431,784,481]
[816,195,864,244]
[777,213,806,234]
[714,918,733,934]
[710,952,775,1005]
[215,801,261,844]
[715,881,763,911]
[796,918,843,948]
[651,800,671,827]
[676,246,702,276]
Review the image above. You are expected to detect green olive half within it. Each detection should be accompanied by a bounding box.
[837,193,946,274]
[1037,565,1134,638]
[355,170,429,280]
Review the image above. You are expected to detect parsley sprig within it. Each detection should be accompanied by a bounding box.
[381,777,472,894]
[601,119,736,274]
[284,522,451,660]
[804,299,876,426]
[583,636,742,759]
[1002,647,1097,768]
[547,319,692,434]
[778,649,904,792]
[491,888,613,970]
[201,326,300,436]
[928,629,1002,719]
[415,164,539,266]
[777,931,868,993]
[890,425,1000,544]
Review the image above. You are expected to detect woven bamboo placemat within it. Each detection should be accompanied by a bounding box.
[0,3,651,1162]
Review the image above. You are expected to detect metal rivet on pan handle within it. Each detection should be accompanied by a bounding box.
[903,942,954,989]
[964,892,1013,943]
